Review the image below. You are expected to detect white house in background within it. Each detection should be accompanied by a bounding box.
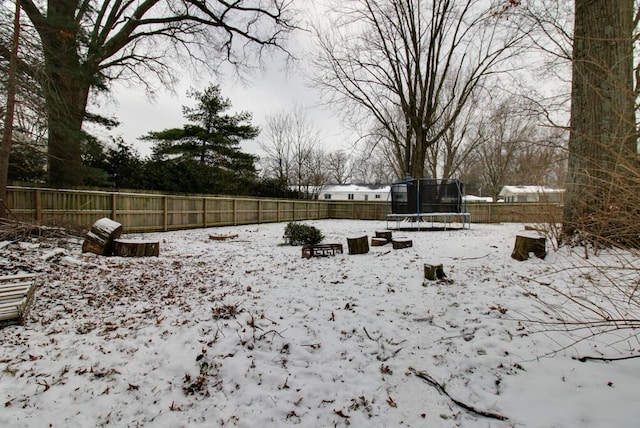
[463,195,493,203]
[318,184,390,201]
[499,185,565,203]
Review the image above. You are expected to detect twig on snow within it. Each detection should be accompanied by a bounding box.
[573,354,640,363]
[363,326,382,341]
[409,367,509,421]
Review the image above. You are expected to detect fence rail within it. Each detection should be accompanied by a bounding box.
[6,186,563,233]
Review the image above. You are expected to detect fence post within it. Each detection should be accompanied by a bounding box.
[203,197,207,228]
[111,193,117,221]
[163,196,168,231]
[233,199,237,226]
[277,201,280,223]
[258,199,261,224]
[34,189,42,224]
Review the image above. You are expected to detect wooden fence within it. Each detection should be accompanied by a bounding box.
[7,187,329,233]
[6,186,563,233]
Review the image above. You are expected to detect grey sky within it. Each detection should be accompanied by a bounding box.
[100,1,351,159]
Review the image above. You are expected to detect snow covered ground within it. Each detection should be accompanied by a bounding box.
[1,220,639,427]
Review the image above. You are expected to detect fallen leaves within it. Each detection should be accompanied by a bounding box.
[386,395,397,408]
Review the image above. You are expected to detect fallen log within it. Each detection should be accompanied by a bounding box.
[113,239,160,257]
[209,234,239,241]
[82,218,123,255]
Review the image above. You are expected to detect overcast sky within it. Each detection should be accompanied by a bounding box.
[97,1,351,159]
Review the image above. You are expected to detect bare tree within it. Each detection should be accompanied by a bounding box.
[425,89,483,181]
[306,148,329,197]
[260,110,293,188]
[325,150,354,184]
[353,141,396,184]
[261,105,323,197]
[5,0,296,188]
[311,0,527,179]
[471,96,539,201]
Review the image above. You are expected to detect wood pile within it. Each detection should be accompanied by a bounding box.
[82,218,160,257]
[82,218,123,255]
[374,231,392,243]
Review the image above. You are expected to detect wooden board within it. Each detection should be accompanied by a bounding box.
[0,274,38,325]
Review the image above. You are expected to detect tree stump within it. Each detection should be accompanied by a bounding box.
[371,237,387,247]
[424,264,446,281]
[113,239,160,257]
[82,218,123,255]
[392,239,412,249]
[347,236,369,254]
[511,235,546,261]
[375,231,392,243]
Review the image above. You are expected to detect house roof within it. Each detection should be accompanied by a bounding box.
[319,184,390,193]
[499,186,565,196]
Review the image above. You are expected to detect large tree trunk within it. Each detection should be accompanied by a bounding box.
[0,0,21,218]
[563,0,637,244]
[38,1,90,187]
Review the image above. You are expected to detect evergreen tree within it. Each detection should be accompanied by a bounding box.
[143,85,259,194]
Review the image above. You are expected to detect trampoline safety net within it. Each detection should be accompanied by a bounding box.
[390,178,465,214]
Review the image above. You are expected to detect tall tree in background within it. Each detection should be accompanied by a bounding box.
[260,105,323,196]
[14,0,294,187]
[143,85,259,194]
[325,150,354,184]
[312,0,526,179]
[563,1,637,244]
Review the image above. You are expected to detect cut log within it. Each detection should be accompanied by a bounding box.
[374,231,392,243]
[347,236,369,255]
[113,239,160,257]
[371,237,387,247]
[82,217,123,255]
[511,235,546,261]
[424,264,446,281]
[209,234,239,241]
[392,239,413,250]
